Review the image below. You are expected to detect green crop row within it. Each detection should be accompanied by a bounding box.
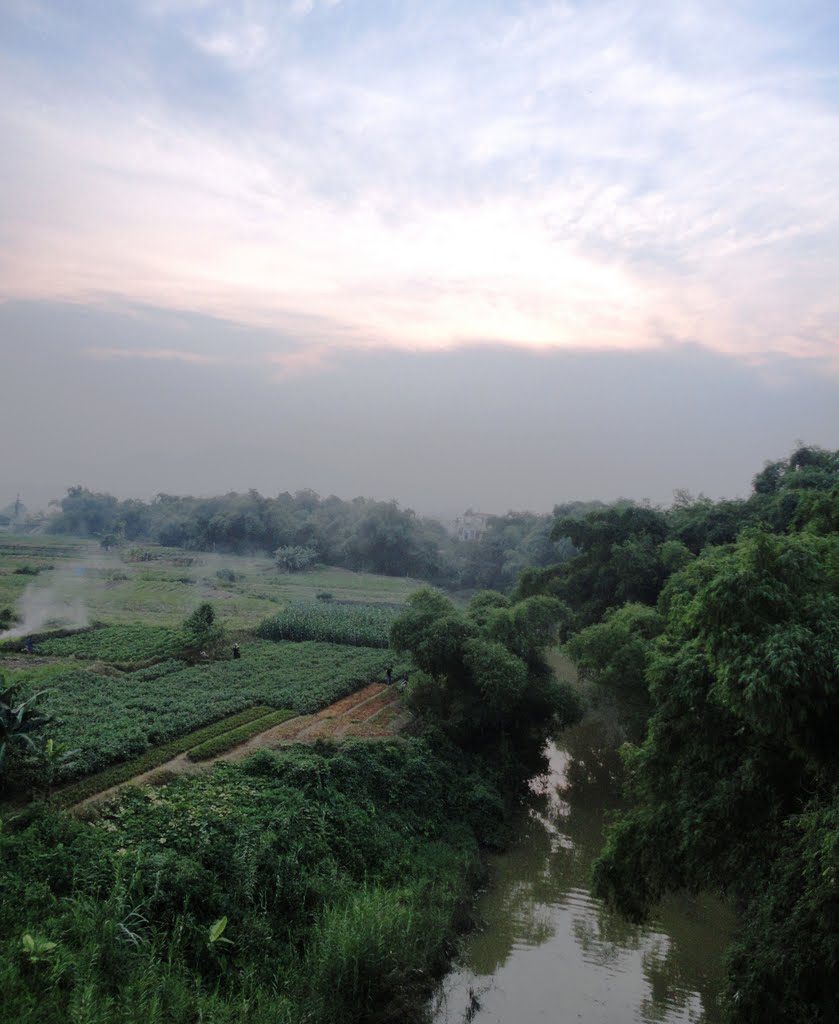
[186,709,298,761]
[54,705,277,808]
[35,624,187,663]
[257,601,397,648]
[22,642,394,782]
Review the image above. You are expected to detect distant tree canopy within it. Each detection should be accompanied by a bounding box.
[47,488,452,580]
[43,487,578,586]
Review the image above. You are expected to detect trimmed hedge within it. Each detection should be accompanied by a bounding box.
[54,705,276,808]
[186,709,298,761]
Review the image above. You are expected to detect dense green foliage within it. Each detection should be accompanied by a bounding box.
[10,642,391,782]
[391,588,582,748]
[514,445,839,1022]
[258,601,397,648]
[564,602,663,706]
[185,710,297,761]
[591,531,839,1021]
[0,738,517,1024]
[36,624,187,663]
[519,446,839,628]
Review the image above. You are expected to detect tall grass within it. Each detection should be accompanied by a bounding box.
[257,601,397,648]
[301,884,454,1023]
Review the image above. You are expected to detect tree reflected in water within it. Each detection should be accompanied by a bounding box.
[436,710,733,1024]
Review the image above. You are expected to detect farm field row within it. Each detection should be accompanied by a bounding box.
[53,705,280,807]
[7,641,401,781]
[59,685,407,810]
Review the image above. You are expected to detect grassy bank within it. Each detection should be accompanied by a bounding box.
[1,737,515,1024]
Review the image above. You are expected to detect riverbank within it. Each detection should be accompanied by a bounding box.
[1,728,548,1024]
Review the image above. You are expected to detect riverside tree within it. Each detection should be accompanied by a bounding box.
[390,588,581,750]
[591,529,839,1023]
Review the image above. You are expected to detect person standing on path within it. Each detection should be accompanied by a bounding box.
[385,665,393,686]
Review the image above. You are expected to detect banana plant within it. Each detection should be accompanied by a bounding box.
[0,682,51,774]
[208,916,233,948]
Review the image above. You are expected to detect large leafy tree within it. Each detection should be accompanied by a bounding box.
[565,601,664,708]
[592,530,839,1022]
[529,503,670,626]
[390,588,581,749]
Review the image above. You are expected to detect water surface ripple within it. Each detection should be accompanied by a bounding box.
[431,712,734,1024]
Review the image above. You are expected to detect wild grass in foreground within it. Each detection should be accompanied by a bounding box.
[1,738,509,1024]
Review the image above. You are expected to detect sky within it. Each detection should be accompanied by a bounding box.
[1,0,838,516]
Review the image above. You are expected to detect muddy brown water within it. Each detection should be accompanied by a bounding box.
[430,711,735,1024]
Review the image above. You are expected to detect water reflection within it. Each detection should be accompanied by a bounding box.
[431,712,734,1024]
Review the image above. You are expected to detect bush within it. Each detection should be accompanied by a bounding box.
[275,546,318,572]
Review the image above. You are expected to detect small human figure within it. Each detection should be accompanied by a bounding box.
[25,637,34,655]
[232,642,241,660]
[385,665,393,686]
[398,673,408,692]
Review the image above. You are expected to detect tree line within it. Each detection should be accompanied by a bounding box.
[43,486,593,588]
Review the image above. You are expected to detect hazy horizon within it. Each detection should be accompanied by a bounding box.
[1,2,837,515]
[2,300,837,520]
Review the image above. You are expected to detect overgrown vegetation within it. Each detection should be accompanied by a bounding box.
[1,737,520,1024]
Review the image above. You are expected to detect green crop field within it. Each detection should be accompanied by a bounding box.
[258,601,398,647]
[0,535,413,800]
[6,641,396,781]
[34,624,188,663]
[0,535,423,631]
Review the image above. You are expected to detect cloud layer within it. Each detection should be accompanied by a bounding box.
[2,0,838,366]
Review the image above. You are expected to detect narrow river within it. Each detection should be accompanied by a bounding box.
[430,711,735,1024]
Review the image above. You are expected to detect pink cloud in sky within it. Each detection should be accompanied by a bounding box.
[1,1,838,369]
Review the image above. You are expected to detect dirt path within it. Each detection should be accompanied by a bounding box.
[74,683,409,812]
